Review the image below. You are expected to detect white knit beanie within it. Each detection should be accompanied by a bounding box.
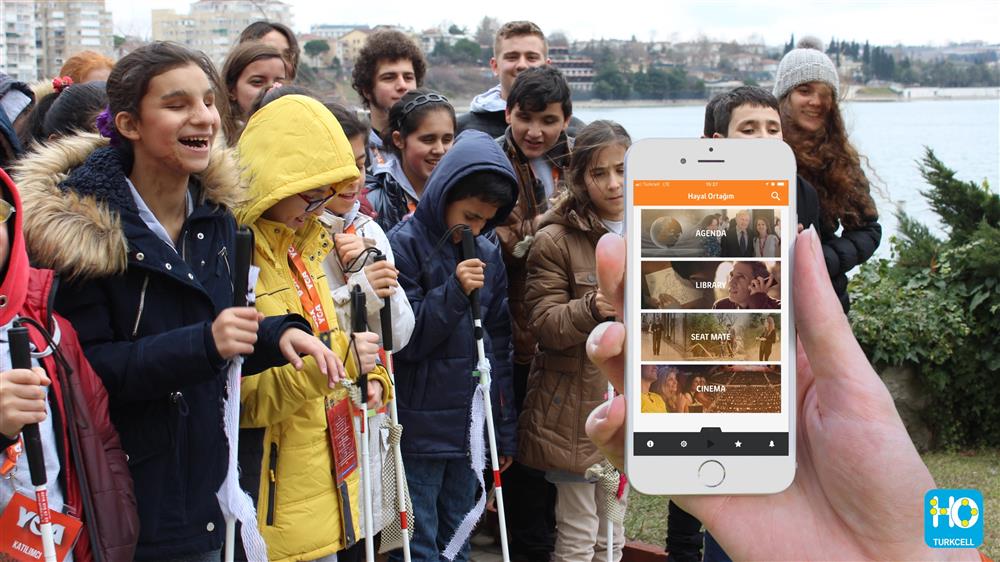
[773,37,840,100]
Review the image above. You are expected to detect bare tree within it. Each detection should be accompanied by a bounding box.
[474,16,500,46]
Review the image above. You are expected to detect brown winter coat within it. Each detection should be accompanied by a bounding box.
[517,201,610,474]
[495,129,572,364]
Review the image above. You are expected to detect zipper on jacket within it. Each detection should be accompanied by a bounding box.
[266,442,278,525]
[131,274,150,337]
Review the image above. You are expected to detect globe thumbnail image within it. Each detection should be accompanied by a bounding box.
[650,216,683,248]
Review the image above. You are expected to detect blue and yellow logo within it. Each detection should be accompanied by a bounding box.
[925,489,983,548]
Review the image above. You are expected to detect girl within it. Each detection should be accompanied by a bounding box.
[15,42,336,562]
[753,217,779,257]
[361,88,454,232]
[238,20,301,82]
[221,42,286,145]
[58,50,114,83]
[699,212,722,257]
[236,93,391,562]
[518,120,629,562]
[774,38,882,312]
[321,102,417,556]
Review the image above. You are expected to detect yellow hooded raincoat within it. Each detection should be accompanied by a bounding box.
[236,95,392,561]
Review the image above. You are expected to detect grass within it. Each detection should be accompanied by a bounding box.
[624,449,999,558]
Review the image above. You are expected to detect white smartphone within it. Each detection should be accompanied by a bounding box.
[624,139,796,495]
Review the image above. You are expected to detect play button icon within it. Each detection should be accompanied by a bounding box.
[706,439,715,448]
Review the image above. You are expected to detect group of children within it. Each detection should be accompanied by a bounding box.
[0,21,882,562]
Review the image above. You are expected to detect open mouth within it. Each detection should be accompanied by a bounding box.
[179,136,210,150]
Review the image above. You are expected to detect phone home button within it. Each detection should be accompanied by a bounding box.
[698,460,725,488]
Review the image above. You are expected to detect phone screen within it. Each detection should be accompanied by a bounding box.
[628,170,794,463]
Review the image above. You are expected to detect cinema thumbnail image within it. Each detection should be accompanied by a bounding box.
[641,208,782,258]
[640,364,781,414]
[642,260,781,310]
[641,312,780,362]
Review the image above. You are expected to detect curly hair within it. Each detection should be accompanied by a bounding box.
[351,30,426,109]
[780,96,879,231]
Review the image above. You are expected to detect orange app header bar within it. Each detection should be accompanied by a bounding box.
[633,180,789,206]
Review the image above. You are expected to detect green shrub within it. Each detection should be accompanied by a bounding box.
[849,149,1000,448]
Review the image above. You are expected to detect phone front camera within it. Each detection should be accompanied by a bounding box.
[680,158,687,164]
[709,146,714,152]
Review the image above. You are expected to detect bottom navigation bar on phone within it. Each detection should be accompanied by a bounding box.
[634,429,789,455]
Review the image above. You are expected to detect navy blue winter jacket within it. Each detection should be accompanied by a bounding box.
[389,130,519,459]
[15,137,309,560]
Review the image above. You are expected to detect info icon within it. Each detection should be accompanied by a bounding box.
[924,489,983,549]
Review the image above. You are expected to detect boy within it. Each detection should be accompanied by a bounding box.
[351,30,427,170]
[388,130,518,562]
[0,169,137,560]
[495,63,573,562]
[709,85,820,231]
[458,21,585,138]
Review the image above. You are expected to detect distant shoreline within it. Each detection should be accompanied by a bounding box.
[449,93,999,111]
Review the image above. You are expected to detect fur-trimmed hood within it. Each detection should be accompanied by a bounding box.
[12,133,244,281]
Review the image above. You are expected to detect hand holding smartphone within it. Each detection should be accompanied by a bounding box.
[625,139,796,494]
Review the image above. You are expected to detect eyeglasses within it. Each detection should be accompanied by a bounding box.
[298,191,336,213]
[0,200,14,224]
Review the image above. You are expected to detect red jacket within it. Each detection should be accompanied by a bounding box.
[1,168,138,562]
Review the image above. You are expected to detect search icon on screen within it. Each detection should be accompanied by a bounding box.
[770,191,781,201]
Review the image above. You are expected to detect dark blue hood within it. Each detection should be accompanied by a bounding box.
[412,129,518,238]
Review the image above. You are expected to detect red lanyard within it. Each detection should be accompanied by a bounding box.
[288,243,331,334]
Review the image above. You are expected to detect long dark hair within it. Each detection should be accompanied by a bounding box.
[779,94,879,230]
[221,42,284,144]
[555,120,631,217]
[238,21,300,81]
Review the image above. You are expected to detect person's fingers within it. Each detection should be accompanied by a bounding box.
[229,306,261,320]
[596,234,625,314]
[584,394,627,470]
[279,332,304,370]
[793,227,872,383]
[587,321,626,393]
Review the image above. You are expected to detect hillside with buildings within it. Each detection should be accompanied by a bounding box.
[2,1,997,102]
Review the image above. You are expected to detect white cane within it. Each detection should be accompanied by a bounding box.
[461,226,510,562]
[374,253,413,562]
[350,285,377,562]
[10,326,57,562]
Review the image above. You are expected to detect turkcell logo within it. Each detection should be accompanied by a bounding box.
[924,489,983,548]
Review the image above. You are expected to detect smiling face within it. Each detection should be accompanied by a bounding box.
[786,81,833,133]
[392,108,454,190]
[585,144,626,221]
[506,101,569,159]
[262,186,332,230]
[232,57,285,117]
[756,218,769,237]
[327,134,367,216]
[116,63,220,178]
[492,34,547,98]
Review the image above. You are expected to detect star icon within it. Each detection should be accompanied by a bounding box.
[735,440,742,448]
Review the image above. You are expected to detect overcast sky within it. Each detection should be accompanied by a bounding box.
[107,0,999,47]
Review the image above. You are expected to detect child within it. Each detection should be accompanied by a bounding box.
[221,42,286,145]
[351,30,426,171]
[388,130,518,562]
[236,93,392,562]
[518,120,630,562]
[238,21,301,82]
[0,169,138,561]
[773,40,882,312]
[322,101,416,554]
[23,78,108,147]
[362,88,455,233]
[15,42,336,561]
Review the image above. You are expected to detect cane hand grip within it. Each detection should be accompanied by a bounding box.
[374,253,394,352]
[460,226,482,321]
[233,227,253,307]
[9,327,46,487]
[351,285,369,402]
